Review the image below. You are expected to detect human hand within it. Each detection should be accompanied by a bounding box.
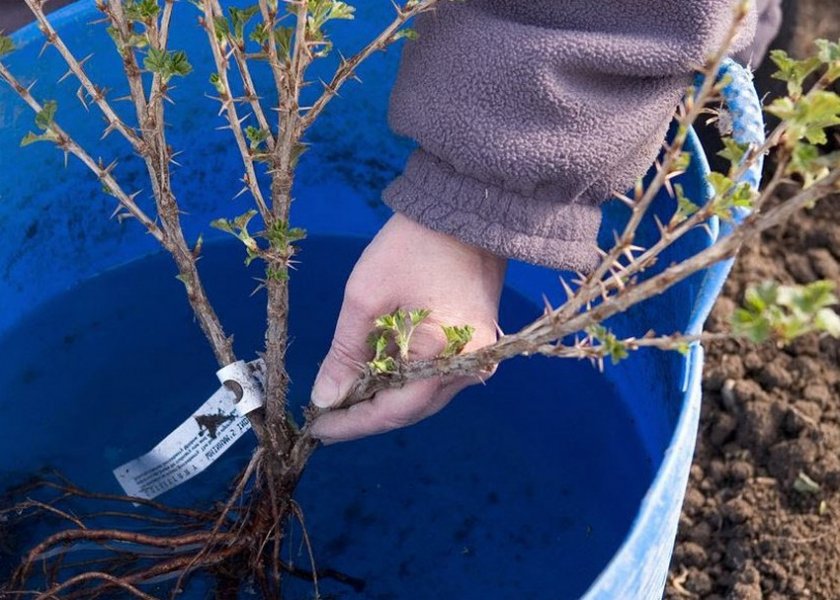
[309,213,507,444]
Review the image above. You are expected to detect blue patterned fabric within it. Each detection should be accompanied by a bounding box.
[696,58,766,213]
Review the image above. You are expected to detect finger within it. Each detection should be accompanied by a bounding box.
[311,378,453,444]
[311,291,383,409]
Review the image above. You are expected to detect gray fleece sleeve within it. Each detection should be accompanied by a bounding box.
[382,0,757,272]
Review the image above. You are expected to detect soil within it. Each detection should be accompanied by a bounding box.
[665,188,840,600]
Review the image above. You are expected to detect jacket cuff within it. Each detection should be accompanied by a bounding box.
[382,149,604,273]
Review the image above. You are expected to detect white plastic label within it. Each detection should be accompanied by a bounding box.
[113,360,265,500]
[217,360,265,416]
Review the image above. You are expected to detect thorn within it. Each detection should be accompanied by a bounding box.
[542,294,554,315]
[614,192,635,209]
[58,67,75,84]
[663,177,675,198]
[598,281,609,302]
[653,215,667,236]
[76,86,90,110]
[250,278,267,297]
[558,276,575,299]
[100,122,116,140]
[494,321,506,338]
[609,268,626,290]
[611,258,630,275]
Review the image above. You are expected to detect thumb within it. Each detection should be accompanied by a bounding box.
[312,293,380,409]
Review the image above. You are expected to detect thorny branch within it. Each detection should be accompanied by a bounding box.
[0,62,162,240]
[330,167,840,413]
[199,0,272,221]
[300,0,441,130]
[24,0,147,151]
[2,0,840,598]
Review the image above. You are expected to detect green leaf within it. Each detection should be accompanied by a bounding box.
[249,22,270,45]
[440,325,475,358]
[144,48,192,83]
[733,280,840,343]
[209,72,226,95]
[586,325,629,365]
[368,356,398,375]
[245,125,269,150]
[731,307,772,343]
[672,183,699,224]
[0,33,15,57]
[371,308,434,362]
[228,5,259,42]
[367,331,398,375]
[266,265,288,281]
[815,38,840,82]
[21,101,60,147]
[767,90,840,147]
[815,308,840,337]
[20,130,58,147]
[124,0,160,21]
[210,218,234,235]
[409,309,431,327]
[274,27,293,59]
[213,15,230,44]
[790,280,838,313]
[307,0,355,29]
[706,173,756,220]
[769,49,822,97]
[233,209,258,231]
[707,172,734,197]
[717,137,749,169]
[265,219,307,251]
[35,100,58,130]
[815,38,840,63]
[392,28,418,43]
[211,210,260,261]
[788,142,826,188]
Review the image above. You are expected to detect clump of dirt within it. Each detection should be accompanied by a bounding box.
[666,190,840,600]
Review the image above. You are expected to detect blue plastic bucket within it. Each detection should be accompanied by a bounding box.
[0,3,762,598]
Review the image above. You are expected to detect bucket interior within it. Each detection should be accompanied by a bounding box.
[0,2,716,597]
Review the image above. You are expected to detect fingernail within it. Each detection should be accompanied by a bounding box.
[311,375,341,409]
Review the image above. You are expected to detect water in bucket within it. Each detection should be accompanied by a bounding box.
[0,235,652,598]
